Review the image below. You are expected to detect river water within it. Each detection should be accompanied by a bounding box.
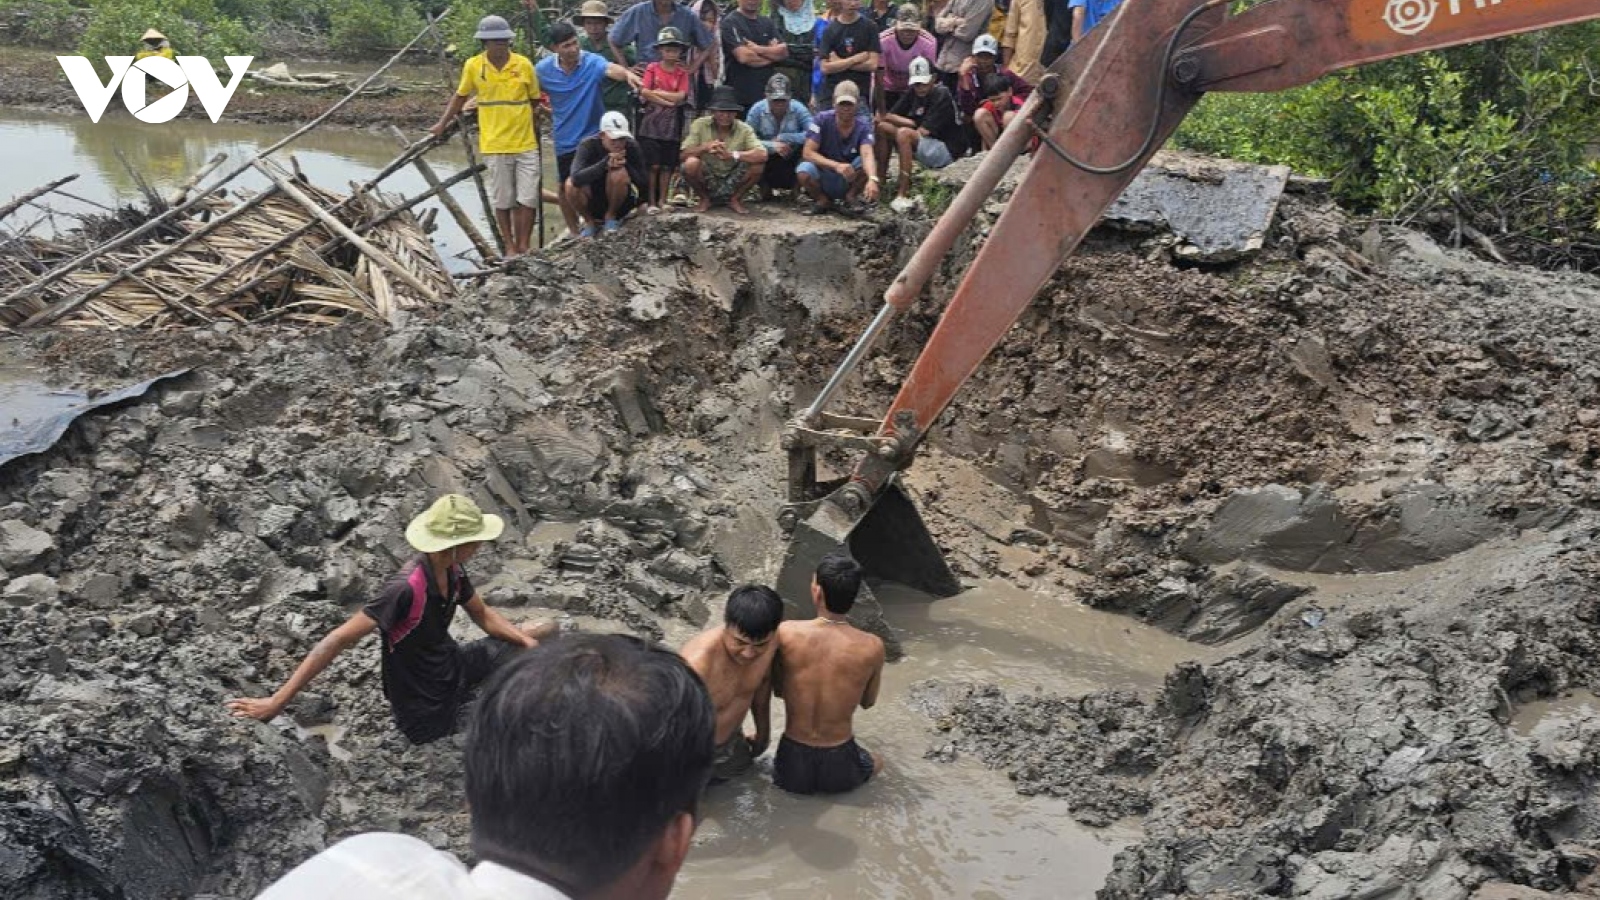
[669,580,1211,899]
[0,108,548,268]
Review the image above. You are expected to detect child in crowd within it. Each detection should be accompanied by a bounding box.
[976,71,1021,150]
[639,27,693,212]
[693,0,723,112]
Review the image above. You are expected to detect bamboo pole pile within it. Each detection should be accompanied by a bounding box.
[0,7,470,332]
[0,165,458,330]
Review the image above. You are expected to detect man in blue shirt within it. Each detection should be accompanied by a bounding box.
[537,22,642,238]
[796,80,880,214]
[610,0,714,66]
[1068,0,1120,40]
[745,73,814,196]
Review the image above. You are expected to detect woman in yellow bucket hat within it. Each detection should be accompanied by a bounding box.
[227,494,557,744]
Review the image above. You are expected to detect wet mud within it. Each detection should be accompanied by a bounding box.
[3,158,1600,898]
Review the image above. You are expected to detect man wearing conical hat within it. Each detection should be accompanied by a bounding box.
[227,495,556,744]
[135,28,175,61]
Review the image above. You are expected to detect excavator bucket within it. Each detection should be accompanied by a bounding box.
[774,478,961,641]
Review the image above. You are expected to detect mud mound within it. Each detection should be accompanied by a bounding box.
[4,165,1600,898]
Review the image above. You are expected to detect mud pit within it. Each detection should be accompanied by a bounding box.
[4,164,1600,899]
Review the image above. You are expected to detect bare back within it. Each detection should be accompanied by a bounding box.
[682,626,775,744]
[776,619,885,747]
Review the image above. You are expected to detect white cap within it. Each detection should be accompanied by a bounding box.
[600,111,632,139]
[908,56,934,85]
[973,34,999,56]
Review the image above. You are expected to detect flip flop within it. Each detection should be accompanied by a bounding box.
[578,225,597,239]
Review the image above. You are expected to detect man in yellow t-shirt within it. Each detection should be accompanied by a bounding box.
[135,28,175,61]
[431,15,543,257]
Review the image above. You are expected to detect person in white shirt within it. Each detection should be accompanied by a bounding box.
[255,634,716,900]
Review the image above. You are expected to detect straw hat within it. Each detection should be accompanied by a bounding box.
[405,494,504,553]
[142,28,167,41]
[579,0,614,22]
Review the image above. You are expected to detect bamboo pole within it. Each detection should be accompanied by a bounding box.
[387,124,497,262]
[166,153,229,206]
[254,160,441,304]
[48,187,281,315]
[129,161,480,326]
[9,6,453,327]
[0,175,79,224]
[457,124,506,256]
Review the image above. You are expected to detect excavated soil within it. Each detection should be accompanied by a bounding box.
[3,162,1600,899]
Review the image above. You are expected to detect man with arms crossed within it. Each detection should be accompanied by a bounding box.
[680,584,784,783]
[773,551,885,794]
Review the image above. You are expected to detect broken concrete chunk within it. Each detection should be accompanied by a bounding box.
[5,573,60,606]
[0,520,54,569]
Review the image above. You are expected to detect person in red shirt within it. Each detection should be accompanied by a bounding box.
[639,27,694,211]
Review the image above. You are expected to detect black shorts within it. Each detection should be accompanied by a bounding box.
[773,734,875,795]
[557,151,577,184]
[578,182,640,221]
[641,137,681,170]
[394,637,516,745]
[761,151,799,189]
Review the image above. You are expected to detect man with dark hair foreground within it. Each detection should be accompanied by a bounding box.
[772,551,886,794]
[681,584,784,783]
[256,634,715,900]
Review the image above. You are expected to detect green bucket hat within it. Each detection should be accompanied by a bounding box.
[405,494,504,553]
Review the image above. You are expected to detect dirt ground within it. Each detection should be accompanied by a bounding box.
[3,157,1600,899]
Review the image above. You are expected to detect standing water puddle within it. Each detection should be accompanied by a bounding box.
[674,579,1211,898]
[0,109,559,268]
[1512,689,1600,737]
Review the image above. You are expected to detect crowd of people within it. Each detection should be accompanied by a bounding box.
[235,493,887,899]
[428,0,1125,248]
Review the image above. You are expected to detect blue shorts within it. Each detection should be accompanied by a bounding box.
[796,157,864,200]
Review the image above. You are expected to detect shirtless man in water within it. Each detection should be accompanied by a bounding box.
[680,584,784,783]
[772,551,885,794]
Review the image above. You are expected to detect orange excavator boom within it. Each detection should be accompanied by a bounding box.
[775,0,1600,615]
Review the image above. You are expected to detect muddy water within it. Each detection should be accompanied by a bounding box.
[672,580,1210,899]
[1512,689,1600,737]
[0,108,557,267]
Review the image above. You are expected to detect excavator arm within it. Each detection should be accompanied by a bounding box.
[775,0,1600,616]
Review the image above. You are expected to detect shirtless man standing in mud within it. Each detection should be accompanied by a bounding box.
[680,584,783,783]
[772,551,885,794]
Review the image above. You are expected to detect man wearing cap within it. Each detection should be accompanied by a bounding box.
[680,85,768,214]
[875,5,936,114]
[721,0,788,111]
[609,0,713,68]
[932,0,993,87]
[226,495,556,745]
[567,111,648,236]
[576,0,638,122]
[796,79,879,214]
[538,22,644,239]
[818,0,879,109]
[875,56,960,199]
[135,28,174,60]
[431,15,543,258]
[956,33,1031,146]
[744,72,814,197]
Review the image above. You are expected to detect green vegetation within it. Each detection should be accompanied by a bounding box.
[1173,23,1600,270]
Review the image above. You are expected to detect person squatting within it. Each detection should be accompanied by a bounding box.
[427,0,1116,243]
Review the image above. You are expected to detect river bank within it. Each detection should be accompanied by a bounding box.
[0,46,450,128]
